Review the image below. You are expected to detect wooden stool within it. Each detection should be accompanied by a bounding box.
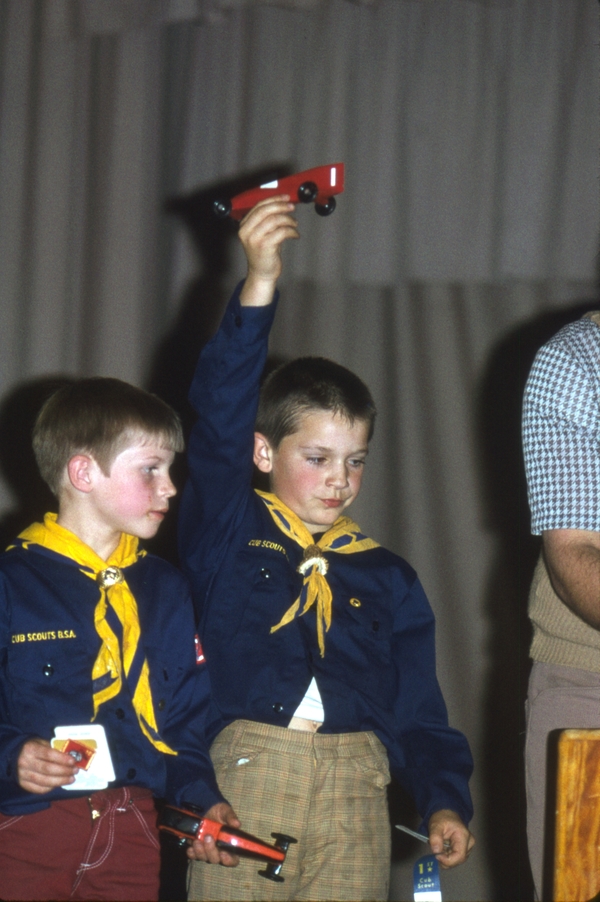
[554,729,600,901]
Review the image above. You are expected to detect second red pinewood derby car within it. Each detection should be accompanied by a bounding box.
[159,804,297,883]
[213,163,345,220]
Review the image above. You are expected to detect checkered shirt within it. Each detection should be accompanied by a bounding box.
[523,316,600,535]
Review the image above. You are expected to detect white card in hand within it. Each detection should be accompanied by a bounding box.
[52,724,115,790]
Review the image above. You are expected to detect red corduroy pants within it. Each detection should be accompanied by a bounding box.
[0,786,160,901]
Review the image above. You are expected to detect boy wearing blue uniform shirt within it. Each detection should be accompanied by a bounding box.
[181,198,475,901]
[0,378,239,901]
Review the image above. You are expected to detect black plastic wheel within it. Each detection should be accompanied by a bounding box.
[213,198,232,218]
[297,181,318,203]
[271,832,298,849]
[315,197,336,216]
[258,868,284,883]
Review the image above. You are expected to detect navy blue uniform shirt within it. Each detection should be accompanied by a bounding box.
[179,284,473,827]
[0,541,224,815]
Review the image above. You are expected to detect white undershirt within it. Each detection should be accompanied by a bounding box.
[292,676,324,722]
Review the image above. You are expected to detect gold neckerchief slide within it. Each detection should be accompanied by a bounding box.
[16,513,176,755]
[256,491,379,656]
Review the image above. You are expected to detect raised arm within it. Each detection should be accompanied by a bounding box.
[178,198,298,601]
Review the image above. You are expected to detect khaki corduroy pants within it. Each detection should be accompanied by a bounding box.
[187,720,391,901]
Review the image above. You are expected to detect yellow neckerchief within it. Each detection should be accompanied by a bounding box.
[256,491,379,656]
[16,513,176,756]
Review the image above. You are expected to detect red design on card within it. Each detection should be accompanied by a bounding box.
[63,739,96,770]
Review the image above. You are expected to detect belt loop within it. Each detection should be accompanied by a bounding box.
[116,787,129,812]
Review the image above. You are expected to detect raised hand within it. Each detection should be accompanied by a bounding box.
[238,196,299,307]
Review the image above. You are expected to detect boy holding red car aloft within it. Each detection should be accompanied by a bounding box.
[180,196,475,901]
[0,378,239,901]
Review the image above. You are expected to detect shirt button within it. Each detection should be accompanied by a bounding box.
[42,663,54,677]
[127,768,136,780]
[260,568,271,579]
[115,708,125,720]
[272,703,284,713]
[158,699,165,711]
[350,598,361,608]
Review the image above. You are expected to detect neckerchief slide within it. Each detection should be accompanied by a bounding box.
[256,490,379,657]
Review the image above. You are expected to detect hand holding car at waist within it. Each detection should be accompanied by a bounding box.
[186,802,241,867]
[428,808,475,868]
[17,737,78,794]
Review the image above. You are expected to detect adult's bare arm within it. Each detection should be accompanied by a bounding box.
[542,529,600,629]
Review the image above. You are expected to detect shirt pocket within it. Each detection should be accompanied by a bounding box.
[335,597,395,701]
[343,595,393,647]
[222,545,300,638]
[6,640,92,732]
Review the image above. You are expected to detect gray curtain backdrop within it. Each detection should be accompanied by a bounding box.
[0,1,598,899]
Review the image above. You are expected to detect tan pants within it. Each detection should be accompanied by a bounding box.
[187,720,391,901]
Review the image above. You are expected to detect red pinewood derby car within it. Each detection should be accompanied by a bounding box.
[213,163,345,220]
[159,804,297,883]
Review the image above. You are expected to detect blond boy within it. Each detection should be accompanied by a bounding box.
[0,378,237,901]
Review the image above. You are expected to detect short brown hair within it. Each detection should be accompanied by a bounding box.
[33,377,184,496]
[256,357,376,448]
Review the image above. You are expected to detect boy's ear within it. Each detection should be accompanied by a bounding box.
[253,433,274,473]
[66,454,97,493]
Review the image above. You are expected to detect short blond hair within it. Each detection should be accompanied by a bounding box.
[33,377,183,496]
